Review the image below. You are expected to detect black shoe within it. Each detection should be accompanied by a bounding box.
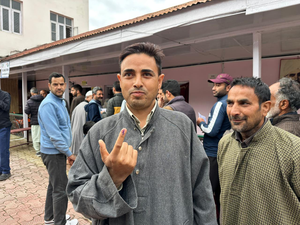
[0,173,11,181]
[36,152,41,157]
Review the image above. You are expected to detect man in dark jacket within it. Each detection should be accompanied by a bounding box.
[70,84,85,118]
[0,89,12,181]
[267,77,300,137]
[106,81,124,117]
[25,87,44,156]
[197,73,233,221]
[161,79,197,131]
[84,86,103,123]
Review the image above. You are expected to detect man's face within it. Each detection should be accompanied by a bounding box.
[71,87,77,97]
[227,85,270,139]
[157,89,163,99]
[117,53,164,114]
[40,90,47,98]
[163,91,169,104]
[85,95,93,102]
[267,82,281,119]
[48,77,66,98]
[212,83,229,97]
[94,90,103,101]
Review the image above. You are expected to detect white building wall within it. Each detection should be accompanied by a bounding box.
[0,0,89,57]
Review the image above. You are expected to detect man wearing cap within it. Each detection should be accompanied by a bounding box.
[70,90,93,155]
[197,73,233,221]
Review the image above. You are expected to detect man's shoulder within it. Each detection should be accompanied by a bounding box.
[39,96,59,110]
[219,132,235,145]
[107,96,115,103]
[90,112,123,134]
[110,94,124,102]
[76,95,85,101]
[159,108,194,129]
[26,98,33,104]
[0,90,10,97]
[160,106,188,117]
[211,98,227,114]
[272,125,300,143]
[184,101,196,111]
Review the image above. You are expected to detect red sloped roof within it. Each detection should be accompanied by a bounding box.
[0,0,210,62]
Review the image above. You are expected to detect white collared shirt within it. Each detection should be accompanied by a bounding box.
[126,101,157,136]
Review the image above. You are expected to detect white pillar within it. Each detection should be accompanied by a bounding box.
[62,65,70,104]
[22,72,28,138]
[253,32,262,78]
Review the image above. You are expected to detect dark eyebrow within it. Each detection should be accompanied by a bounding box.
[237,99,250,103]
[123,69,135,73]
[141,69,154,73]
[227,99,250,104]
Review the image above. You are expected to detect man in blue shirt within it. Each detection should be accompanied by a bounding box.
[197,73,232,221]
[38,72,78,225]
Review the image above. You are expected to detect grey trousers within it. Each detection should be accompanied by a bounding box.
[41,153,68,225]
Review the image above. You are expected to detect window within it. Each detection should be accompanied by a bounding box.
[0,0,21,34]
[50,12,73,41]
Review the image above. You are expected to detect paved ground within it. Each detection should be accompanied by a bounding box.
[0,135,92,225]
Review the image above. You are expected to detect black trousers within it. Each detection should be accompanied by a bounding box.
[208,156,221,219]
[41,153,68,225]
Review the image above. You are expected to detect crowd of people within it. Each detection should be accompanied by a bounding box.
[0,42,299,225]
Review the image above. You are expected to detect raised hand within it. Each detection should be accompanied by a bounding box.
[99,128,138,188]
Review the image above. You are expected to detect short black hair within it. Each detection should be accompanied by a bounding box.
[113,81,121,92]
[72,84,83,94]
[119,42,164,75]
[160,81,167,90]
[162,80,181,96]
[231,77,270,105]
[49,72,66,84]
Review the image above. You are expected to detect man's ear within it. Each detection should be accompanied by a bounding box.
[158,74,164,89]
[280,99,289,110]
[166,90,171,97]
[262,100,271,117]
[226,85,231,92]
[48,83,51,90]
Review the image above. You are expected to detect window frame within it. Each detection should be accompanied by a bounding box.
[50,12,73,41]
[51,21,56,41]
[12,8,21,34]
[1,5,11,32]
[0,0,22,34]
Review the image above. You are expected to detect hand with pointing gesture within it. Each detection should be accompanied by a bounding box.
[99,128,138,189]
